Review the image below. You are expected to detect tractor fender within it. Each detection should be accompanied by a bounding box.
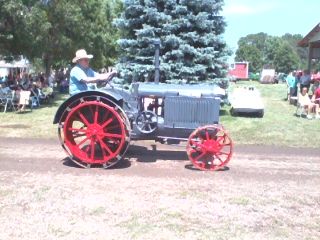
[53,90,123,124]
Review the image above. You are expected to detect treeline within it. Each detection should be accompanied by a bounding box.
[235,32,308,73]
[0,0,122,75]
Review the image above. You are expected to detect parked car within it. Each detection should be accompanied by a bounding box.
[249,72,260,81]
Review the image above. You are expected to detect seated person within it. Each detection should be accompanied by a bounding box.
[17,90,31,112]
[59,79,69,93]
[311,86,320,118]
[298,87,319,119]
[69,49,117,95]
[42,84,54,98]
[0,85,10,94]
[19,72,30,90]
[311,70,320,91]
[311,87,320,105]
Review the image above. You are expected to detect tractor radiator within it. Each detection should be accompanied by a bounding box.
[164,96,220,129]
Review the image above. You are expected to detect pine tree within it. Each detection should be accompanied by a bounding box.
[115,0,229,84]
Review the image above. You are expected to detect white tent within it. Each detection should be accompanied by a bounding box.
[0,58,30,77]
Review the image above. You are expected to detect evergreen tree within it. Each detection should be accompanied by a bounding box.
[115,0,229,84]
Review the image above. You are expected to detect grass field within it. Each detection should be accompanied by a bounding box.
[0,82,319,147]
[0,93,68,139]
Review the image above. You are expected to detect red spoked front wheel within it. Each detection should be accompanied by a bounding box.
[61,99,129,168]
[187,125,233,171]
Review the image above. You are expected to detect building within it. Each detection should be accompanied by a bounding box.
[228,62,249,80]
[298,22,320,71]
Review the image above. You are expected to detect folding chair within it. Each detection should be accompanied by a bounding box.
[30,88,41,107]
[0,89,7,111]
[2,90,17,113]
[295,102,306,117]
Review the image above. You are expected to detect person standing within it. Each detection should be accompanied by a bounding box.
[286,71,297,101]
[69,49,117,95]
[299,69,311,93]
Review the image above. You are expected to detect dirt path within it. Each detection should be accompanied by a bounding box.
[0,137,319,240]
[0,137,319,180]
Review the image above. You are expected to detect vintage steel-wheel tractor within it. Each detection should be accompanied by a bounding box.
[53,81,233,171]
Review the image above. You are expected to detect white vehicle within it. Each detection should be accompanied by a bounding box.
[229,86,264,117]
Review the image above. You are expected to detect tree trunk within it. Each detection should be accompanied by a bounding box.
[43,53,51,78]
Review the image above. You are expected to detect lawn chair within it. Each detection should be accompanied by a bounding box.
[295,102,306,117]
[0,88,7,111]
[30,88,41,107]
[1,90,17,112]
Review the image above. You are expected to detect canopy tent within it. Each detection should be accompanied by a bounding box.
[298,22,320,71]
[0,58,30,77]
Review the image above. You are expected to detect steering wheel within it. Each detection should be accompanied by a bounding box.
[98,72,117,87]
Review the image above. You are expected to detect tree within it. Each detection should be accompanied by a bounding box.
[237,32,268,53]
[115,0,229,84]
[0,0,30,60]
[235,44,263,73]
[235,32,268,72]
[273,42,300,73]
[235,33,304,73]
[281,33,307,69]
[0,0,122,75]
[264,36,299,72]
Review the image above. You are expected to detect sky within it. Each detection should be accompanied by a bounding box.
[222,0,320,61]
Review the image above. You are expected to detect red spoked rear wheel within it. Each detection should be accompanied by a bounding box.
[187,125,233,171]
[61,100,129,168]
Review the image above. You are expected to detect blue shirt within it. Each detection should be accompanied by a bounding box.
[286,75,297,88]
[69,64,97,95]
[299,74,311,85]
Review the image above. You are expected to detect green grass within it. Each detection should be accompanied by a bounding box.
[0,82,319,147]
[0,93,68,139]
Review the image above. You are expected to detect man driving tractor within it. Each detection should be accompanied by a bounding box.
[69,49,117,95]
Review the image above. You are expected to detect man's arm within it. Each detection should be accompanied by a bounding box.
[81,71,117,83]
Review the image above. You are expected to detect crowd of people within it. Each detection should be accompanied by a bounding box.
[0,56,117,112]
[286,69,320,119]
[0,71,57,112]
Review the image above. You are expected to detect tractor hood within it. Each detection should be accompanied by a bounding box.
[135,82,226,98]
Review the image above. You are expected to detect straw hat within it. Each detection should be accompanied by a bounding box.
[72,49,93,63]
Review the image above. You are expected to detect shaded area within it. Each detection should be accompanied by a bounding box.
[126,144,188,163]
[185,164,230,172]
[62,157,132,170]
